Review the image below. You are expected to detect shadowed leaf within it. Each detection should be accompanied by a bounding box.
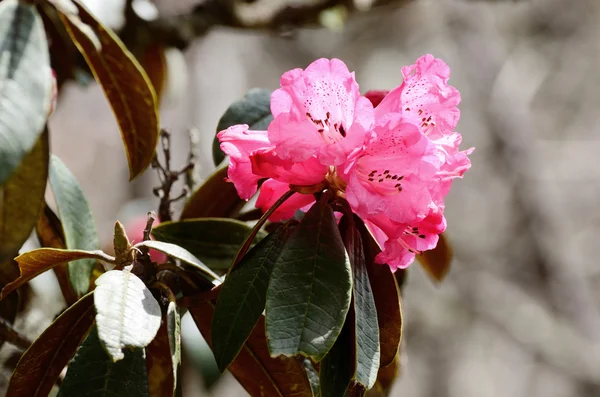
[57,326,148,397]
[366,353,400,397]
[140,44,167,103]
[190,300,312,397]
[180,164,245,220]
[146,302,180,397]
[0,0,53,185]
[212,223,295,372]
[0,248,114,300]
[266,200,352,361]
[49,155,99,296]
[94,270,162,362]
[152,218,267,270]
[35,203,78,305]
[6,293,95,397]
[320,322,353,397]
[57,2,159,180]
[213,88,273,166]
[417,233,452,283]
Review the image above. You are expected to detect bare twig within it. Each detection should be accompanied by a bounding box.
[0,317,32,351]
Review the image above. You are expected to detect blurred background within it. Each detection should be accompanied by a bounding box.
[9,0,600,395]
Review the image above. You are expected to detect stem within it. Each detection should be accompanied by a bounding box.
[0,317,31,350]
[228,189,296,274]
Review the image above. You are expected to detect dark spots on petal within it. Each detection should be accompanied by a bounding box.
[368,178,374,181]
[339,125,346,137]
[419,235,426,239]
[318,129,324,133]
[379,178,384,183]
[405,107,410,111]
[386,175,391,179]
[384,170,390,175]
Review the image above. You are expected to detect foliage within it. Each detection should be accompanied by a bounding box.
[0,0,460,396]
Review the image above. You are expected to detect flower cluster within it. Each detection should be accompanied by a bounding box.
[218,55,472,271]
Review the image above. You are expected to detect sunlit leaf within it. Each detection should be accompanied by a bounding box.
[0,248,114,300]
[49,155,99,296]
[359,221,402,367]
[151,218,267,270]
[180,164,245,220]
[417,233,452,283]
[266,200,352,361]
[94,270,161,362]
[57,2,159,180]
[212,223,295,372]
[212,88,273,166]
[146,302,180,397]
[57,326,148,397]
[0,130,49,264]
[0,0,53,185]
[190,301,312,397]
[134,240,220,282]
[35,203,78,305]
[6,293,95,397]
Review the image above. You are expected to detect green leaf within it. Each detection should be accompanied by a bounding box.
[146,302,180,397]
[57,326,149,397]
[134,240,221,282]
[417,233,452,283]
[213,88,273,166]
[320,323,352,397]
[304,359,321,397]
[266,200,352,361]
[1,248,114,300]
[190,301,313,397]
[6,293,95,397]
[358,222,402,367]
[94,270,162,362]
[343,219,379,388]
[57,2,159,180]
[151,218,267,270]
[0,0,53,186]
[0,130,49,264]
[180,164,245,220]
[49,155,99,296]
[212,223,295,372]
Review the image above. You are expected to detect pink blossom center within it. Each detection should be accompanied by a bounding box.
[306,111,347,145]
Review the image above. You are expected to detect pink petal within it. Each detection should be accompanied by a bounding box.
[256,179,316,222]
[250,147,327,186]
[217,125,271,200]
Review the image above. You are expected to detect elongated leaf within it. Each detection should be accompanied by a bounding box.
[140,44,167,103]
[57,326,148,397]
[266,201,352,361]
[146,302,180,397]
[1,248,114,299]
[180,164,245,219]
[135,240,220,282]
[152,218,266,270]
[6,293,95,397]
[343,220,379,388]
[417,233,452,282]
[320,323,353,397]
[57,2,159,180]
[366,354,400,397]
[213,88,273,166]
[359,222,402,367]
[0,0,53,185]
[212,223,295,372]
[49,155,99,296]
[0,130,49,264]
[36,203,78,305]
[190,301,312,397]
[94,270,161,362]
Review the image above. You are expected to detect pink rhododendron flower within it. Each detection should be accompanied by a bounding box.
[217,55,472,270]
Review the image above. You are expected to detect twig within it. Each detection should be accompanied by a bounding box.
[0,317,32,351]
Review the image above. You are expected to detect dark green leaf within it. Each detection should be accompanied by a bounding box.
[358,222,402,367]
[212,223,295,372]
[57,326,149,397]
[0,130,49,264]
[152,218,267,270]
[417,233,452,283]
[266,200,352,361]
[343,219,380,388]
[1,248,115,299]
[190,301,313,397]
[213,88,273,166]
[6,293,95,397]
[134,240,220,282]
[180,164,245,220]
[320,323,352,397]
[94,270,162,362]
[49,155,99,296]
[0,0,53,185]
[57,2,159,180]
